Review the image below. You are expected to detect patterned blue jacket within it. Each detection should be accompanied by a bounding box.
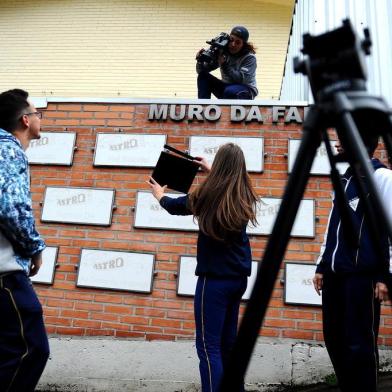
[0,128,45,275]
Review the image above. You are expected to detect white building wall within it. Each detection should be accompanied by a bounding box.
[280,0,392,105]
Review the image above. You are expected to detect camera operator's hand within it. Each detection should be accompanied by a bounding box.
[147,177,167,202]
[195,48,205,60]
[313,273,323,295]
[375,282,389,302]
[218,53,227,66]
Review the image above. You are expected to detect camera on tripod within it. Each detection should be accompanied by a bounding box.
[196,32,230,67]
[293,19,372,101]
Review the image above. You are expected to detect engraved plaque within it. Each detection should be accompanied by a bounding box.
[284,262,321,306]
[30,246,58,285]
[94,133,166,167]
[177,256,258,300]
[26,132,76,165]
[189,136,264,172]
[41,186,115,226]
[176,256,197,296]
[77,249,155,293]
[134,191,198,231]
[248,198,315,237]
[134,192,314,237]
[288,139,349,175]
[242,261,259,300]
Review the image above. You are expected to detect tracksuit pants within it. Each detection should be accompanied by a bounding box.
[194,276,247,392]
[197,72,254,100]
[0,272,49,392]
[322,273,380,392]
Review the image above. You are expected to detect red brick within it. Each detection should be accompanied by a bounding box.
[104,305,131,314]
[83,105,109,112]
[56,104,83,111]
[29,103,392,347]
[282,330,314,340]
[55,327,85,335]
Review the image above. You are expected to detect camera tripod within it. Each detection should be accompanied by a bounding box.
[220,21,392,391]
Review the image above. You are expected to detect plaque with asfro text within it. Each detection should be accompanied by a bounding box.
[30,246,58,285]
[93,133,166,167]
[284,262,322,306]
[26,132,76,165]
[189,136,264,172]
[134,191,199,232]
[41,186,115,226]
[248,198,315,238]
[177,256,258,300]
[134,192,315,237]
[76,249,155,293]
[288,139,349,175]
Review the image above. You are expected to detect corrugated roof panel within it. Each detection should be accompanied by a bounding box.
[281,0,392,105]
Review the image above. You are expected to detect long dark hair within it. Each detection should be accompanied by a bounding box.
[189,143,258,241]
[243,41,256,54]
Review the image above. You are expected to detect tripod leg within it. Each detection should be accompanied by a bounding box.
[220,106,324,391]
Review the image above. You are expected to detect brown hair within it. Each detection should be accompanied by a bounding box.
[189,143,258,241]
[243,41,256,54]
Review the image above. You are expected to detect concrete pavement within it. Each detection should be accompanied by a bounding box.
[35,337,392,392]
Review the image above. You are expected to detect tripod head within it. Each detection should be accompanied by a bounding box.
[294,19,372,102]
[294,19,392,154]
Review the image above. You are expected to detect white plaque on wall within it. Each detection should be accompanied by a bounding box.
[30,246,58,285]
[41,186,115,226]
[134,191,198,232]
[248,198,315,238]
[284,263,321,306]
[93,133,166,167]
[177,256,258,300]
[134,192,314,237]
[26,132,76,165]
[288,139,349,175]
[77,249,155,293]
[189,136,264,172]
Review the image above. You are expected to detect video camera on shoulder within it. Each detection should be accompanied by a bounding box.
[197,32,230,67]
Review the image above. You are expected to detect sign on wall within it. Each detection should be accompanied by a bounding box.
[76,249,155,293]
[249,198,315,237]
[41,186,115,226]
[288,139,349,175]
[26,132,76,165]
[30,246,58,285]
[134,192,314,237]
[134,191,198,232]
[177,256,258,300]
[93,133,166,167]
[189,136,264,172]
[284,262,321,306]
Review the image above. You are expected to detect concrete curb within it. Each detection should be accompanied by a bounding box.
[36,337,392,392]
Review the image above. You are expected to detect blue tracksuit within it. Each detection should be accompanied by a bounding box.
[160,195,250,392]
[316,158,391,392]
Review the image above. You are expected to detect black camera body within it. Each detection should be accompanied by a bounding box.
[197,32,230,67]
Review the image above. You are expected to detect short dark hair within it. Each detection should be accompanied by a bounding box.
[0,89,30,133]
[362,133,379,156]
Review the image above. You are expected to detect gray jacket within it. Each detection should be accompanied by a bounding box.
[196,50,258,98]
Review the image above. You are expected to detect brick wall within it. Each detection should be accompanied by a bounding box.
[32,101,392,346]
